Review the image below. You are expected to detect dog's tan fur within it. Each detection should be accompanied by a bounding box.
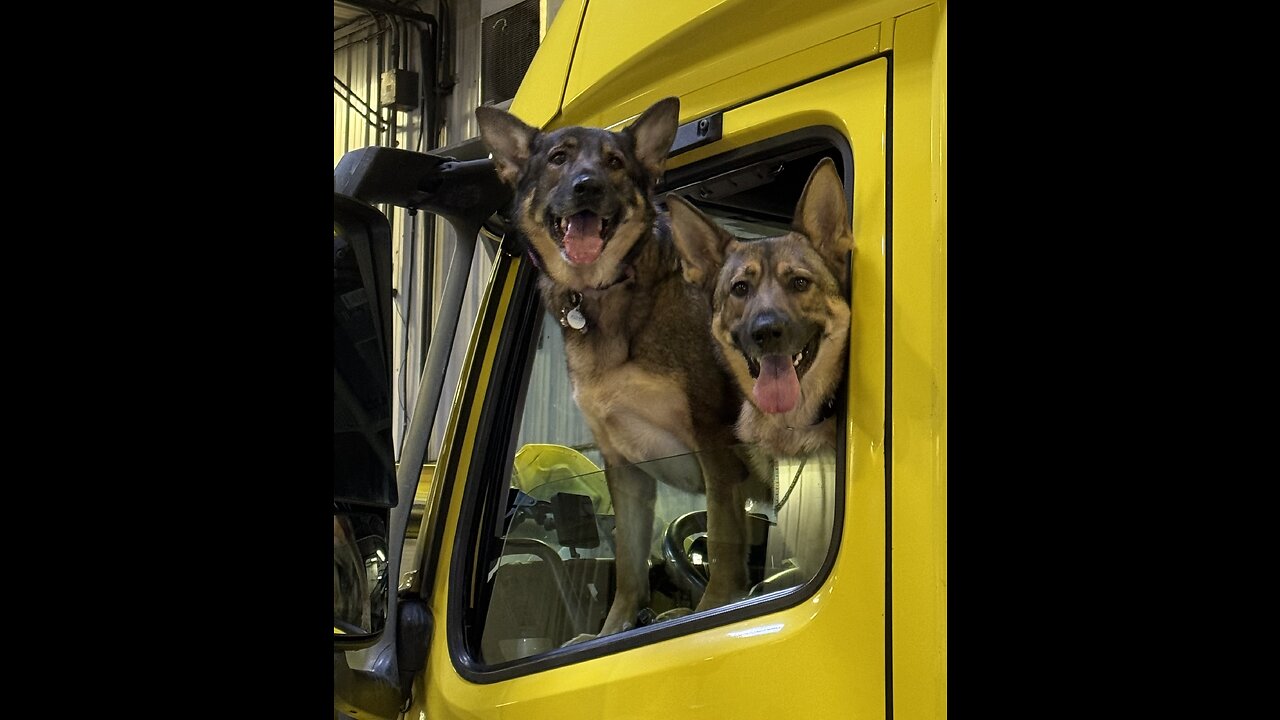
[669,157,853,458]
[477,98,754,638]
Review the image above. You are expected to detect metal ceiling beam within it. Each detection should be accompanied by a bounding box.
[335,0,437,25]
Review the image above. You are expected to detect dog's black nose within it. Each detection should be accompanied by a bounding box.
[749,312,787,351]
[573,174,602,199]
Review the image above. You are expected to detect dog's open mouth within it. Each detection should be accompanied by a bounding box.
[744,333,820,415]
[548,210,618,265]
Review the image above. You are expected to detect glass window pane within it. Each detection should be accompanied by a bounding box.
[468,142,848,668]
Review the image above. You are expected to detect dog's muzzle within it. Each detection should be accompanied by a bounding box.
[736,315,822,414]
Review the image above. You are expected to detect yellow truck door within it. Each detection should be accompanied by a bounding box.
[406,57,890,719]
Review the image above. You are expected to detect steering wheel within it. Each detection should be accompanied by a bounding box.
[663,511,807,601]
[661,511,711,602]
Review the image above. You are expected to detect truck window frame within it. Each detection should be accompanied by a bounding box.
[446,126,855,683]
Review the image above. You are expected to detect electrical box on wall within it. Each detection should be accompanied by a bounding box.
[380,69,419,111]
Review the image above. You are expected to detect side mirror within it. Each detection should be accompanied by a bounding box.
[334,143,511,716]
[334,192,397,644]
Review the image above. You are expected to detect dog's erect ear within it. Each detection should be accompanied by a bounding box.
[475,105,539,186]
[793,157,852,286]
[667,194,736,291]
[624,97,680,181]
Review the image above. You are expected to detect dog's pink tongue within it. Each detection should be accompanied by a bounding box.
[563,212,603,264]
[753,354,800,414]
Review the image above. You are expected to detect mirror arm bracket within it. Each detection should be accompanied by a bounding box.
[333,647,399,720]
[395,596,432,694]
[333,145,512,239]
[334,597,433,719]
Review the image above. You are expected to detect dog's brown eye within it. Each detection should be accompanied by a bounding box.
[731,281,749,297]
[607,155,624,170]
[791,277,810,292]
[550,150,568,166]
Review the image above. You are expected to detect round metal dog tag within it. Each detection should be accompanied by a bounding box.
[566,307,586,330]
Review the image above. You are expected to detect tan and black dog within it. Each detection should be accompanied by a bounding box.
[668,157,852,458]
[476,98,754,639]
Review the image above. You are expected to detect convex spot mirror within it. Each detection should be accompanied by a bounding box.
[334,510,390,636]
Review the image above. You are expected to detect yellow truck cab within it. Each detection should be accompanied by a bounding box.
[334,0,946,717]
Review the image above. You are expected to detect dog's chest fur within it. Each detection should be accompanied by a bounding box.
[738,407,836,458]
[539,231,740,461]
[541,234,718,382]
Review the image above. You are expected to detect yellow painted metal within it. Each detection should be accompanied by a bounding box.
[390,1,949,716]
[507,0,588,129]
[553,0,925,131]
[890,4,947,720]
[409,57,891,719]
[394,463,435,507]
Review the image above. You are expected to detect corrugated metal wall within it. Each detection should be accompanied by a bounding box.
[335,0,489,462]
[425,0,489,460]
[335,0,582,464]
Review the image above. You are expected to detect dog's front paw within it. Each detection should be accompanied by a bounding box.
[696,584,750,612]
[653,607,694,623]
[561,632,599,647]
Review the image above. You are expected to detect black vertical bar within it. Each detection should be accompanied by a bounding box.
[883,52,895,720]
[340,48,351,155]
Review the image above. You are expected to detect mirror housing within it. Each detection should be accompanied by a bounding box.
[334,193,397,509]
[334,192,397,648]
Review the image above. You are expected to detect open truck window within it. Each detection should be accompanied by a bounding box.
[451,133,852,678]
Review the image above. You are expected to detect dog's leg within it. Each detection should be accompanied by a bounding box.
[597,458,656,636]
[695,447,753,611]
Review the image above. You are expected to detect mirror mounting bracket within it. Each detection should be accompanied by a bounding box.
[334,596,433,719]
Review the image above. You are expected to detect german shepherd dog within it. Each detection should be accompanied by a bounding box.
[667,158,852,459]
[476,98,753,639]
